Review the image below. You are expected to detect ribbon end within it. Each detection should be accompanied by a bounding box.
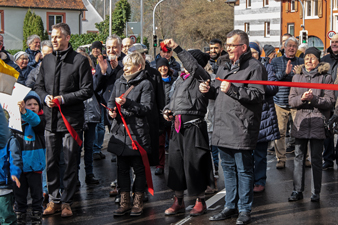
[148,188,154,196]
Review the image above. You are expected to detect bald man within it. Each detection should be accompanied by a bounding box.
[121,38,134,55]
[321,34,338,170]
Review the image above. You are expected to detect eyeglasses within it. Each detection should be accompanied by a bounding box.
[304,57,318,61]
[225,44,244,49]
[286,45,297,49]
[19,58,29,61]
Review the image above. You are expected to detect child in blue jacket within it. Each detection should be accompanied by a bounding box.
[0,105,22,225]
[12,91,46,225]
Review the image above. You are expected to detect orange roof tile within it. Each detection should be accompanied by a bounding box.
[0,0,86,11]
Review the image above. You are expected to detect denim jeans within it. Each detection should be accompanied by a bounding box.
[211,145,219,171]
[78,123,97,176]
[219,147,254,212]
[253,142,268,186]
[92,106,105,154]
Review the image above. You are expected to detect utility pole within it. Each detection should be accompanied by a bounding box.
[109,0,112,36]
[141,0,143,44]
[297,0,305,30]
[153,0,165,57]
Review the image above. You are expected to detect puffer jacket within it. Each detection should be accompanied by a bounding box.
[11,109,46,172]
[107,70,154,156]
[25,48,41,68]
[34,44,93,132]
[208,50,267,150]
[257,63,281,143]
[0,136,22,189]
[16,65,34,86]
[271,54,304,107]
[289,62,335,139]
[164,46,210,117]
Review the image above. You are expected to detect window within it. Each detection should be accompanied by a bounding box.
[246,0,251,8]
[0,10,4,34]
[244,23,250,35]
[264,22,270,37]
[46,12,66,33]
[306,0,318,17]
[291,0,296,12]
[263,0,269,7]
[288,23,295,36]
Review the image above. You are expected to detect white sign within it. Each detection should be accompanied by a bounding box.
[0,83,31,131]
[327,30,336,40]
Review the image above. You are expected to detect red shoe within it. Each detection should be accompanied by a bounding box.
[190,198,207,216]
[164,196,185,216]
[253,184,265,193]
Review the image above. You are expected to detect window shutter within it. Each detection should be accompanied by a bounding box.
[318,0,323,17]
[295,0,298,11]
[286,0,290,12]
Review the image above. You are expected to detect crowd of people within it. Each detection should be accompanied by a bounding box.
[1,22,338,225]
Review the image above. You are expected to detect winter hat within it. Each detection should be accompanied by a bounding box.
[14,51,28,62]
[24,91,42,112]
[304,47,321,61]
[249,42,261,56]
[91,41,103,52]
[156,58,169,70]
[263,45,275,57]
[188,49,210,68]
[128,43,147,55]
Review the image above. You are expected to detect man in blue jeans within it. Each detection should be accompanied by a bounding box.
[92,105,106,160]
[200,30,266,224]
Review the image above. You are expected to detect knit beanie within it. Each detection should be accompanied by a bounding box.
[156,58,169,70]
[188,49,210,68]
[249,42,261,56]
[24,91,42,112]
[92,41,103,52]
[14,51,27,62]
[304,47,321,61]
[263,45,275,57]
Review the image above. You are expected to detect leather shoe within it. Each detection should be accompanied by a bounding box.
[288,191,303,201]
[322,161,334,170]
[190,198,207,216]
[311,193,320,202]
[61,203,73,217]
[253,184,265,193]
[165,196,185,216]
[209,207,237,221]
[85,174,99,184]
[93,153,101,160]
[43,202,61,216]
[305,159,311,168]
[276,161,285,169]
[236,211,251,225]
[155,167,164,175]
[109,187,118,197]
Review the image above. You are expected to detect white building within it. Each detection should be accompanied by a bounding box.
[230,0,282,49]
[81,0,103,33]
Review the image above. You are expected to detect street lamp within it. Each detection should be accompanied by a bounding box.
[297,0,305,30]
[153,0,165,57]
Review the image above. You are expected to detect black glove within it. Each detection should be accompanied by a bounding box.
[328,114,338,128]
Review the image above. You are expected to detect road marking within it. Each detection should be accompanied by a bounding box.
[174,189,226,225]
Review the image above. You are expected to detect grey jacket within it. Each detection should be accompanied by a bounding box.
[289,62,335,139]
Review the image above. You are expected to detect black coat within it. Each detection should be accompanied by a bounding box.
[34,45,93,132]
[321,47,338,98]
[208,50,267,150]
[107,70,154,156]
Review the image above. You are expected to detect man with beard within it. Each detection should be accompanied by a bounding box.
[208,39,227,74]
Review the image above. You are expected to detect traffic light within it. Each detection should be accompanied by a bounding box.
[153,34,158,47]
[299,30,308,44]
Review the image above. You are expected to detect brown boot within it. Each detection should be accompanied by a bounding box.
[165,196,185,216]
[190,198,207,216]
[113,192,131,216]
[43,202,61,216]
[61,203,73,217]
[130,192,144,216]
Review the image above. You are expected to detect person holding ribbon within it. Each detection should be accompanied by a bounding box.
[34,23,93,217]
[161,39,213,217]
[107,51,154,217]
[288,47,335,202]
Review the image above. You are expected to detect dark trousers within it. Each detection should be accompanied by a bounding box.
[45,130,81,204]
[0,193,16,224]
[323,136,335,165]
[253,142,268,186]
[293,138,323,194]
[14,172,43,213]
[157,127,171,169]
[78,123,97,176]
[118,156,146,193]
[167,121,213,196]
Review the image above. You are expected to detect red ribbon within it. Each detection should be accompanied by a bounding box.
[115,95,154,196]
[216,77,338,90]
[52,99,83,147]
[160,42,169,52]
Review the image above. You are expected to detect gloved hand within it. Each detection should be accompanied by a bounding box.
[328,114,338,128]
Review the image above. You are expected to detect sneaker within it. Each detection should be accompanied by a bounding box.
[322,161,334,170]
[276,161,285,169]
[288,191,303,202]
[253,184,265,193]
